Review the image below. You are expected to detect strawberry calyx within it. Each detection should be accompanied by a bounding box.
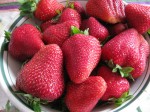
[66,0,74,9]
[51,10,62,23]
[18,0,39,18]
[106,60,134,80]
[3,31,11,50]
[4,31,11,42]
[15,91,49,112]
[71,26,89,36]
[108,91,133,107]
[148,29,150,35]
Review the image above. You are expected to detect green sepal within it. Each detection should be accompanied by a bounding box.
[3,31,11,50]
[35,25,41,32]
[148,29,150,35]
[19,0,38,18]
[71,26,89,36]
[106,60,134,80]
[69,2,74,9]
[112,64,134,80]
[15,91,49,112]
[4,31,11,42]
[51,10,62,23]
[5,100,11,112]
[108,91,133,107]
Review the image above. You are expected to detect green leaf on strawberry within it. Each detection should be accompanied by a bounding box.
[148,29,150,35]
[106,60,134,80]
[19,0,38,18]
[112,64,134,80]
[71,26,89,35]
[108,91,133,107]
[15,91,49,112]
[4,31,11,41]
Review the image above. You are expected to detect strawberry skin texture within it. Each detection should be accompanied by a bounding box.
[98,66,130,100]
[8,24,44,61]
[16,44,64,101]
[35,0,64,21]
[65,76,107,112]
[43,21,79,46]
[40,19,56,32]
[69,1,87,19]
[102,28,150,78]
[80,17,109,41]
[62,34,101,83]
[86,0,125,24]
[58,8,81,25]
[125,3,150,34]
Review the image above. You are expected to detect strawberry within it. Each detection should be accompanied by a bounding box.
[40,19,56,32]
[43,21,79,46]
[19,0,64,21]
[80,17,109,41]
[97,66,130,101]
[86,0,125,24]
[62,30,101,83]
[65,76,107,112]
[125,3,150,34]
[58,8,81,25]
[6,24,44,61]
[101,28,150,78]
[16,44,64,101]
[68,1,87,19]
[107,23,128,36]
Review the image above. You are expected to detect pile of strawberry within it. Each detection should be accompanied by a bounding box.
[5,0,150,112]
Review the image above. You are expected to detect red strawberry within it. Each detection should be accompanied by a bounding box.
[65,76,107,112]
[16,44,64,101]
[43,21,79,46]
[68,1,87,19]
[107,23,128,36]
[19,0,64,21]
[62,33,101,83]
[86,0,125,24]
[98,66,130,101]
[80,17,109,41]
[102,28,150,78]
[125,3,150,34]
[7,24,44,61]
[40,19,56,32]
[58,8,81,25]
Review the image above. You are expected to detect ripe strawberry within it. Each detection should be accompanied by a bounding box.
[65,76,107,112]
[43,21,79,46]
[58,8,81,25]
[102,28,150,78]
[62,33,101,83]
[19,0,64,21]
[125,3,150,34]
[7,24,44,61]
[98,66,130,101]
[40,19,56,32]
[107,23,128,36]
[86,0,125,24]
[80,17,109,41]
[16,44,64,101]
[68,1,87,19]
